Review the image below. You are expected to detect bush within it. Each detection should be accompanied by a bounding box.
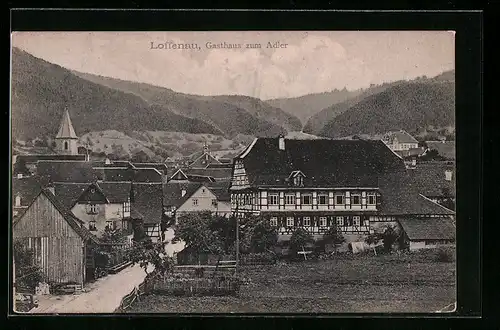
[434,246,454,262]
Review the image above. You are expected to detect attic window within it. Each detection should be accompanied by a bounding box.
[90,188,96,194]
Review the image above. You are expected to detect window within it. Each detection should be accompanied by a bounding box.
[285,194,295,205]
[353,216,361,227]
[106,220,114,230]
[319,217,327,227]
[368,194,376,205]
[202,188,206,193]
[270,217,278,227]
[336,216,344,226]
[363,218,370,227]
[293,175,304,187]
[335,194,344,205]
[318,194,328,205]
[301,194,312,205]
[212,199,218,207]
[15,195,21,207]
[192,198,198,206]
[352,194,361,205]
[303,216,311,226]
[286,217,294,227]
[123,198,131,213]
[64,141,68,150]
[89,221,97,231]
[87,204,98,214]
[269,194,279,205]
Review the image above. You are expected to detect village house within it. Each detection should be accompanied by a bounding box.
[229,136,455,249]
[13,188,101,286]
[54,182,133,237]
[382,130,419,152]
[163,181,232,223]
[183,143,232,169]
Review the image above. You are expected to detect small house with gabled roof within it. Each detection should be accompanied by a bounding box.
[383,130,419,152]
[13,188,101,286]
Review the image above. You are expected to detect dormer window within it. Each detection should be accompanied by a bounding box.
[289,170,305,187]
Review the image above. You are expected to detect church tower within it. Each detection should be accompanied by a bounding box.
[55,109,79,155]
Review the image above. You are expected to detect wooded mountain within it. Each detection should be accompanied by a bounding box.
[73,72,300,137]
[303,71,455,137]
[11,47,223,140]
[266,89,363,125]
[303,80,407,135]
[317,79,455,138]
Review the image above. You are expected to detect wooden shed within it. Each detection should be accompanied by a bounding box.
[13,188,100,286]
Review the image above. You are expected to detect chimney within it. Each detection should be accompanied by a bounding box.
[278,134,285,151]
[17,173,23,179]
[181,189,186,197]
[445,170,453,181]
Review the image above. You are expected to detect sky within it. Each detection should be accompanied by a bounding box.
[11,31,455,100]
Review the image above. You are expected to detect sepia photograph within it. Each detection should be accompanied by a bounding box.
[10,30,457,314]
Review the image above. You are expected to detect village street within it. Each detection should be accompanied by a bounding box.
[163,228,185,257]
[28,263,154,314]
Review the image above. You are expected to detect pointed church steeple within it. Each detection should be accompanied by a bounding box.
[55,108,78,155]
[56,108,78,139]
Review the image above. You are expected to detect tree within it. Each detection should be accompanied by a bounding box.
[13,157,30,176]
[250,219,278,253]
[381,226,399,252]
[209,215,236,254]
[289,228,314,259]
[172,212,224,256]
[131,149,151,163]
[420,149,445,161]
[129,240,174,276]
[13,240,45,290]
[322,225,346,253]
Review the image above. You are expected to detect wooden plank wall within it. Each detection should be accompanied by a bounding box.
[13,193,84,284]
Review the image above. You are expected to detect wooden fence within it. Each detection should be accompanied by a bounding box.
[151,275,240,297]
[115,272,158,312]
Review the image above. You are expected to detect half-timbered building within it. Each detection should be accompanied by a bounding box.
[229,136,455,244]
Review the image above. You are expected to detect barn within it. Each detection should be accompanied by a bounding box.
[13,188,100,286]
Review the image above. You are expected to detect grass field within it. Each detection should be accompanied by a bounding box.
[123,252,456,314]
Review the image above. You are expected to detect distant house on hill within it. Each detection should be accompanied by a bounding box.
[382,130,419,152]
[13,189,101,286]
[229,136,455,250]
[184,143,225,169]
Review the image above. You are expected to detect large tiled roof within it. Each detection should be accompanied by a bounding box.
[377,168,455,216]
[36,160,98,186]
[17,154,86,164]
[186,168,232,180]
[407,162,456,198]
[236,138,405,188]
[98,182,132,203]
[163,182,203,208]
[132,163,168,175]
[384,130,419,144]
[133,168,163,183]
[53,183,91,208]
[206,181,231,201]
[132,183,163,224]
[399,218,456,241]
[12,176,43,207]
[426,141,456,160]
